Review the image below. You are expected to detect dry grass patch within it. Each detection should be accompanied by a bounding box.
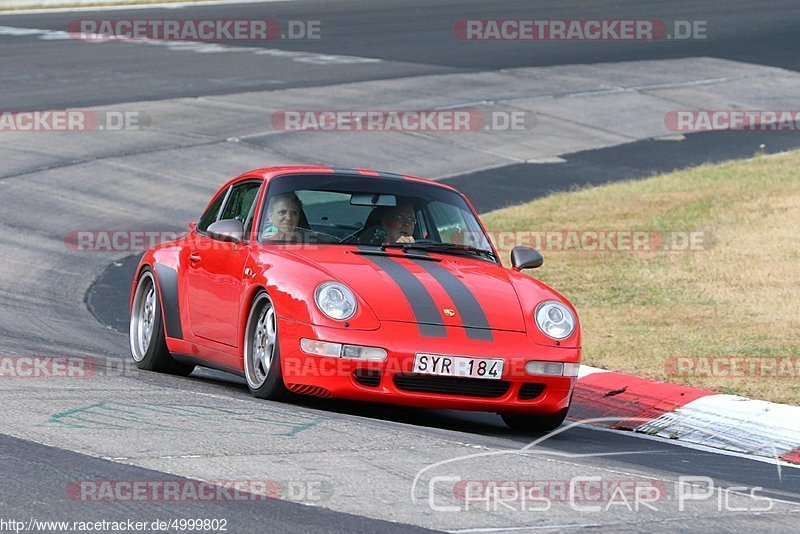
[483,150,800,404]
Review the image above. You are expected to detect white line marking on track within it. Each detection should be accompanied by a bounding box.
[0,0,294,16]
[0,24,382,65]
[447,525,603,533]
[636,394,800,458]
[583,421,800,470]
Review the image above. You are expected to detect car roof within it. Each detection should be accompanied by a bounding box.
[230,165,460,193]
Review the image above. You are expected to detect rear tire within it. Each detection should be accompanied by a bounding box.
[129,268,194,376]
[500,408,569,432]
[243,291,290,400]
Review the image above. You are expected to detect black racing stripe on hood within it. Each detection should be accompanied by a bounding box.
[410,258,494,341]
[358,249,446,338]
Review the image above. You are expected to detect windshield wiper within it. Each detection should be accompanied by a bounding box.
[381,242,497,261]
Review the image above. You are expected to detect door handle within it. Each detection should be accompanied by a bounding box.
[189,253,202,263]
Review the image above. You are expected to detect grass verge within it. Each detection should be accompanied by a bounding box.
[483,150,800,405]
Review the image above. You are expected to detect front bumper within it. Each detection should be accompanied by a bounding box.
[278,318,578,415]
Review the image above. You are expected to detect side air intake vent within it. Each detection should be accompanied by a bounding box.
[518,383,546,400]
[353,369,382,387]
[287,384,333,398]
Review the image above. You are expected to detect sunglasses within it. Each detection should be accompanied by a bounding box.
[389,215,417,225]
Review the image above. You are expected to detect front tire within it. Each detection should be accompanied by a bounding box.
[243,291,290,400]
[501,408,569,433]
[129,268,194,376]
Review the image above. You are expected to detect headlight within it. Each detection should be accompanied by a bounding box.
[314,282,357,321]
[534,301,575,340]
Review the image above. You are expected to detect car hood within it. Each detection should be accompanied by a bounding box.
[283,246,528,333]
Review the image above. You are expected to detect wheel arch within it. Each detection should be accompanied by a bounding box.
[131,254,185,342]
[238,284,270,360]
[131,263,170,342]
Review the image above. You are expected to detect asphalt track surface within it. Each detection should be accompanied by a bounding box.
[2,1,800,532]
[0,0,799,109]
[445,130,800,212]
[0,433,433,533]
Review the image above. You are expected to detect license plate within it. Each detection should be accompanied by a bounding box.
[413,353,504,380]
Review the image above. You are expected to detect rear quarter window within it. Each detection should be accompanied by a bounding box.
[197,189,227,232]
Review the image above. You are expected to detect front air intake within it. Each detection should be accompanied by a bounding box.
[393,373,510,398]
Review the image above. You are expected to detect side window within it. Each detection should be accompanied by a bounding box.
[221,182,261,223]
[427,201,490,249]
[197,188,228,232]
[415,206,429,240]
[243,184,265,239]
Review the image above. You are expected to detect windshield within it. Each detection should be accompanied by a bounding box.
[257,173,494,259]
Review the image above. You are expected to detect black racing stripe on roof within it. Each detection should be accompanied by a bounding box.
[328,168,407,180]
[376,171,407,180]
[410,258,494,342]
[331,168,361,175]
[357,247,446,338]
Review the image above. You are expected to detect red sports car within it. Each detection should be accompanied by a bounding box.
[129,166,580,431]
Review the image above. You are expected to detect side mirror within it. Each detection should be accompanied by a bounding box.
[207,219,244,244]
[188,221,198,231]
[511,246,543,270]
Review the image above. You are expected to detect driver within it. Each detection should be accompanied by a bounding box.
[262,192,303,241]
[360,202,417,245]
